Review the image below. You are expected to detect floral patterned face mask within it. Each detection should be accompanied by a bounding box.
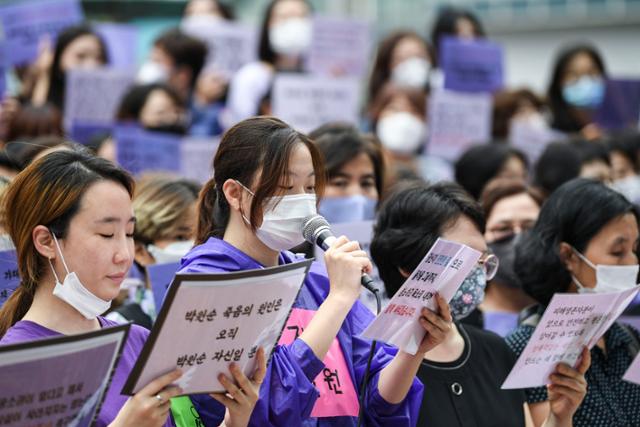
[450,266,486,320]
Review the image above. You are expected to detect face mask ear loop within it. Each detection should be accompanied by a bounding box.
[572,247,597,271]
[51,232,71,276]
[48,258,61,284]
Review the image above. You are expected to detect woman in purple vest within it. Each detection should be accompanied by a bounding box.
[0,150,265,427]
[181,116,453,426]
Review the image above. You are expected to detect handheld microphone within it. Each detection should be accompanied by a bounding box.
[302,215,378,294]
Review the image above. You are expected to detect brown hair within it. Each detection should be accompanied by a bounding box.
[368,84,427,128]
[196,116,325,244]
[0,150,134,336]
[479,177,544,219]
[133,174,200,245]
[5,103,64,143]
[368,30,432,103]
[492,89,545,139]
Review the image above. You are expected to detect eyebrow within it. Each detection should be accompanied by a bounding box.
[286,171,315,178]
[95,216,136,225]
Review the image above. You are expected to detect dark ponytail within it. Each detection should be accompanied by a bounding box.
[196,179,230,244]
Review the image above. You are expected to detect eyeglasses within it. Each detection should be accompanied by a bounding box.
[478,252,499,281]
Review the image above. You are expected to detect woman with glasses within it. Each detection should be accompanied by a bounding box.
[371,181,589,427]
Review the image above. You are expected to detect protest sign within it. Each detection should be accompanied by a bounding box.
[0,324,129,427]
[508,119,566,164]
[122,260,312,395]
[440,36,504,93]
[181,18,257,78]
[502,287,639,389]
[96,23,138,69]
[272,74,360,133]
[361,238,481,355]
[595,79,640,131]
[427,89,493,161]
[180,137,219,184]
[69,122,113,146]
[0,250,19,308]
[313,220,387,314]
[304,15,371,77]
[0,0,83,66]
[147,261,181,314]
[64,68,136,128]
[115,125,181,176]
[624,351,640,385]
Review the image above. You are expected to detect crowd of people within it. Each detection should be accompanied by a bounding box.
[0,0,639,426]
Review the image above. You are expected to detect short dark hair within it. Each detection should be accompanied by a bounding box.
[430,6,485,65]
[309,123,385,199]
[5,103,64,143]
[454,144,528,200]
[515,178,639,306]
[533,142,582,197]
[608,131,640,173]
[154,28,207,89]
[116,83,184,122]
[547,44,606,133]
[572,139,610,166]
[371,181,485,298]
[480,177,544,219]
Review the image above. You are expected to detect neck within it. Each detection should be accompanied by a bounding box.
[423,323,465,363]
[22,272,100,335]
[480,282,536,313]
[223,216,280,267]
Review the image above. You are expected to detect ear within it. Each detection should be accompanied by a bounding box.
[33,225,56,260]
[559,242,578,273]
[222,179,243,212]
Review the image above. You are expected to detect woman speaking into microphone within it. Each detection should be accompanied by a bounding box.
[179,116,451,426]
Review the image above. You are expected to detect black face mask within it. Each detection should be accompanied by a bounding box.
[144,123,187,136]
[488,233,524,289]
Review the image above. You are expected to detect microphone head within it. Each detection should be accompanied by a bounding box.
[302,215,331,244]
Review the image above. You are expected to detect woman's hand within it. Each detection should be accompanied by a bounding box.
[211,347,268,427]
[417,293,453,354]
[546,346,590,426]
[324,236,372,304]
[110,369,183,427]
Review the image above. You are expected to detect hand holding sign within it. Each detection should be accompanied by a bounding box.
[546,347,590,425]
[416,293,453,354]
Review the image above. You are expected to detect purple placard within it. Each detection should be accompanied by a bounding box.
[0,250,19,308]
[595,79,640,131]
[69,121,112,145]
[96,23,139,69]
[482,311,519,338]
[114,125,182,176]
[0,0,84,66]
[147,262,180,313]
[305,15,371,77]
[440,36,504,93]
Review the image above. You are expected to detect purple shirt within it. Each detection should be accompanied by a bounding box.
[180,237,423,427]
[0,317,173,427]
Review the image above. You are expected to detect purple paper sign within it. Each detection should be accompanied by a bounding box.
[0,0,84,66]
[305,15,371,77]
[70,121,112,145]
[96,23,139,69]
[147,262,180,314]
[114,125,182,176]
[0,325,129,427]
[0,250,19,308]
[595,79,640,131]
[440,36,504,93]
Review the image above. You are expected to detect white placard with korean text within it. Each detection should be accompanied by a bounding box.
[122,260,311,395]
[502,287,639,389]
[361,238,481,355]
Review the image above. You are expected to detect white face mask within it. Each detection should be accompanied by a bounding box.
[376,112,427,155]
[237,181,317,252]
[147,240,194,265]
[391,57,431,89]
[136,61,169,84]
[50,233,111,319]
[269,17,312,56]
[572,249,639,294]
